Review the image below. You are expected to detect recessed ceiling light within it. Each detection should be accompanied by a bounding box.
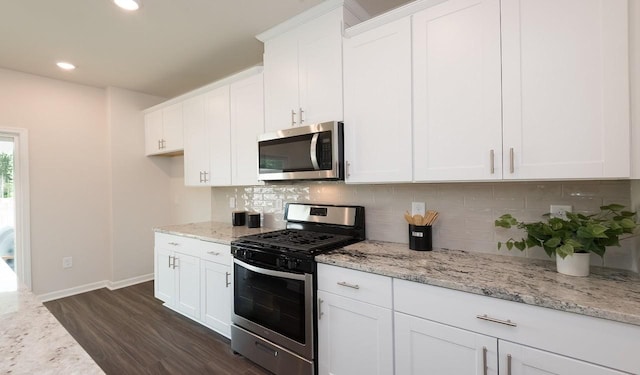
[56,62,76,71]
[114,0,140,11]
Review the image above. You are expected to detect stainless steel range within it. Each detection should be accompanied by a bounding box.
[230,203,366,375]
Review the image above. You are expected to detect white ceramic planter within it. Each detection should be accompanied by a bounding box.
[556,252,591,277]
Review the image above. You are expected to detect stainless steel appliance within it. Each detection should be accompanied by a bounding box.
[258,122,344,181]
[230,203,365,375]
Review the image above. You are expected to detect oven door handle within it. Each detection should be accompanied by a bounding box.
[233,258,307,281]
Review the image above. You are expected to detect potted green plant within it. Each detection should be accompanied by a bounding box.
[495,204,638,276]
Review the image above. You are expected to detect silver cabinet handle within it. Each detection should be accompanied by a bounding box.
[291,109,297,126]
[346,161,351,178]
[168,242,179,246]
[509,147,514,173]
[476,314,517,327]
[337,281,360,289]
[158,139,162,150]
[172,256,179,269]
[318,298,324,320]
[199,171,203,183]
[255,341,278,357]
[168,255,172,268]
[490,150,495,174]
[207,251,220,256]
[299,107,304,124]
[507,354,512,375]
[203,171,208,183]
[482,347,488,375]
[225,272,231,287]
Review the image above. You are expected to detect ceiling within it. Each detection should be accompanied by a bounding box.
[0,0,411,98]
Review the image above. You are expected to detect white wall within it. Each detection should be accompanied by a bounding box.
[106,87,169,283]
[168,156,211,224]
[0,68,110,294]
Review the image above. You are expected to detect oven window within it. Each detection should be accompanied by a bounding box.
[234,263,306,344]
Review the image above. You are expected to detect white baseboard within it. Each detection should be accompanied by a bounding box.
[38,280,108,303]
[37,274,155,303]
[107,273,154,290]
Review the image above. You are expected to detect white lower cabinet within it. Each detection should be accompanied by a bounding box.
[499,341,626,375]
[200,260,231,337]
[395,312,497,375]
[317,265,639,375]
[154,233,232,338]
[317,264,393,375]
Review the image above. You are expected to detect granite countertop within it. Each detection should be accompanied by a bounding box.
[154,221,275,244]
[316,241,640,327]
[0,263,103,374]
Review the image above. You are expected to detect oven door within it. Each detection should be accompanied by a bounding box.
[232,258,314,359]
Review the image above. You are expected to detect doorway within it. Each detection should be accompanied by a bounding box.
[0,128,30,291]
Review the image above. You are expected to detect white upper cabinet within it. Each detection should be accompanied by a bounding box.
[182,94,210,186]
[501,0,630,179]
[206,86,232,186]
[262,9,343,132]
[412,0,503,181]
[145,102,185,156]
[260,1,369,133]
[183,86,231,186]
[343,17,413,183]
[230,72,264,186]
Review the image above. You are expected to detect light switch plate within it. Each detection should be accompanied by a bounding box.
[550,205,572,219]
[412,202,426,216]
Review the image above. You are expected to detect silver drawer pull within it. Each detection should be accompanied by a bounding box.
[337,281,360,289]
[207,251,220,256]
[476,314,517,327]
[168,242,179,246]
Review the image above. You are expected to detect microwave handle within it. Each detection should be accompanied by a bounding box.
[310,133,320,170]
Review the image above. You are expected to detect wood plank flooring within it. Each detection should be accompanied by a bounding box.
[44,281,271,375]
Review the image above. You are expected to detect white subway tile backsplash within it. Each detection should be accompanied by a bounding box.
[211,180,637,271]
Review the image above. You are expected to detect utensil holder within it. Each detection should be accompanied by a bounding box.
[409,225,432,251]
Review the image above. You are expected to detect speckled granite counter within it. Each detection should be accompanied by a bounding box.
[0,280,103,374]
[154,221,276,244]
[316,241,640,327]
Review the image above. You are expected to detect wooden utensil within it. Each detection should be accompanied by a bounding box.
[404,211,414,225]
[413,214,423,226]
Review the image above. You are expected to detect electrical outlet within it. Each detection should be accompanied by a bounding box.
[62,256,73,269]
[229,197,236,209]
[550,205,572,219]
[411,202,426,216]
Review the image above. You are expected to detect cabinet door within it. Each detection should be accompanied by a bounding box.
[499,341,626,375]
[501,0,629,179]
[144,110,164,155]
[413,0,503,181]
[230,73,264,186]
[317,291,393,375]
[395,312,498,375]
[206,86,232,186]
[297,9,344,126]
[263,34,300,132]
[343,17,413,183]
[183,95,210,186]
[174,251,200,320]
[201,261,231,338]
[161,102,184,153]
[154,247,174,305]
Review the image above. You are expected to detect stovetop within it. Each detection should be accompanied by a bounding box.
[233,229,356,254]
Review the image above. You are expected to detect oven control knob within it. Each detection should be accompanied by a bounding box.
[287,259,299,270]
[276,257,286,268]
[244,250,253,260]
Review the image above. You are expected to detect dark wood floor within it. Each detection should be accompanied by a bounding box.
[44,281,271,375]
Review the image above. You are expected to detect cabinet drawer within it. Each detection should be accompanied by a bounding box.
[394,279,639,374]
[155,233,200,257]
[317,264,392,308]
[200,241,231,265]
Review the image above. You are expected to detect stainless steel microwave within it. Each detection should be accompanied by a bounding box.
[258,122,344,181]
